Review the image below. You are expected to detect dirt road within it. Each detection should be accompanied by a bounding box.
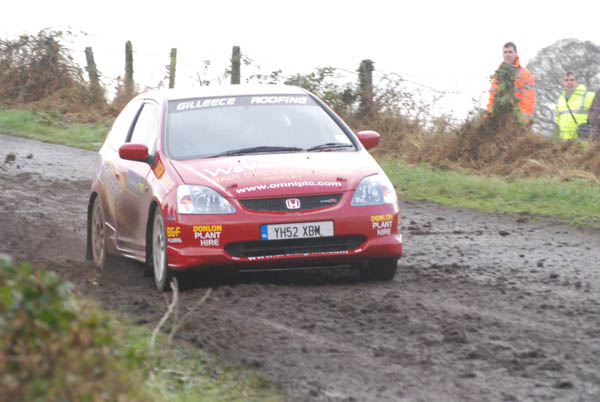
[1,133,599,402]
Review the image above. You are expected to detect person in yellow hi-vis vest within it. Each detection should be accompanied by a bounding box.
[589,89,600,141]
[555,72,596,139]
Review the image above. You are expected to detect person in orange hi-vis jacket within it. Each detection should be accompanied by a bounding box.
[486,42,536,123]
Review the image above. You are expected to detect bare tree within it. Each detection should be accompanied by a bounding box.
[527,38,600,136]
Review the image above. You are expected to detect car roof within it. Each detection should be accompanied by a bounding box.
[135,84,310,102]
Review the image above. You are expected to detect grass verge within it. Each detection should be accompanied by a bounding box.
[0,108,110,151]
[0,255,282,402]
[380,159,600,225]
[126,325,283,402]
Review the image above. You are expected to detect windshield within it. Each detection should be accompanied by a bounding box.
[166,94,355,159]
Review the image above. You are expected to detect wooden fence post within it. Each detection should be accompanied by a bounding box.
[231,46,241,85]
[357,59,375,120]
[125,41,134,95]
[85,46,104,104]
[169,48,177,89]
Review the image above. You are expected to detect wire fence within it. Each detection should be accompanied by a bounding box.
[74,44,493,123]
[66,37,579,135]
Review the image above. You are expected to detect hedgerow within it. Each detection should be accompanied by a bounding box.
[0,256,149,402]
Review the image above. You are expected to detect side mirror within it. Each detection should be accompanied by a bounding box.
[119,143,149,162]
[356,130,380,150]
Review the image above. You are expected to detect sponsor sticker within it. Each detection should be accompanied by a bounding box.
[249,96,308,105]
[167,226,181,238]
[160,173,176,195]
[236,180,342,194]
[371,214,394,236]
[153,158,165,179]
[126,170,144,194]
[247,250,350,261]
[175,97,237,111]
[202,161,352,180]
[169,95,314,114]
[98,162,123,207]
[193,225,223,247]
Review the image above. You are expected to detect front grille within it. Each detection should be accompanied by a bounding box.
[225,235,365,258]
[239,194,342,212]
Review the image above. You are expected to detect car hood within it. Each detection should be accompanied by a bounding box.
[169,151,381,198]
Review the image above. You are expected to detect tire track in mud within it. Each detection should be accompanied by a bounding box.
[2,134,600,401]
[181,269,600,401]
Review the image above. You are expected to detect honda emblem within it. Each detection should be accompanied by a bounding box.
[285,198,301,210]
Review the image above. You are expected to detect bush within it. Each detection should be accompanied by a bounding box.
[0,256,148,402]
[0,29,106,119]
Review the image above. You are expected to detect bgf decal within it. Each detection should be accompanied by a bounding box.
[167,226,181,238]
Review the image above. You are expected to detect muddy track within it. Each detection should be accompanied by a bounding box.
[1,133,599,402]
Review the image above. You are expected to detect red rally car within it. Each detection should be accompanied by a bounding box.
[86,85,403,290]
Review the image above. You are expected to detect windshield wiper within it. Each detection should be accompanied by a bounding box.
[306,143,355,152]
[209,146,305,158]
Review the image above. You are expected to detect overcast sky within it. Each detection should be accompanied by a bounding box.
[3,0,600,119]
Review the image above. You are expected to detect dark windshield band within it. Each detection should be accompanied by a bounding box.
[169,95,315,113]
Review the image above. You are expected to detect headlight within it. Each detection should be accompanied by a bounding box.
[351,174,397,206]
[177,185,236,214]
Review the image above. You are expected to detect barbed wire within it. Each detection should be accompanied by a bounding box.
[76,44,492,96]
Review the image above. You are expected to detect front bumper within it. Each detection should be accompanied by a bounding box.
[164,201,403,270]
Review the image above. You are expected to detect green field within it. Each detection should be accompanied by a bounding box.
[381,160,600,225]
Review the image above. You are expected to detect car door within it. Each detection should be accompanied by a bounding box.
[115,101,159,254]
[97,99,143,244]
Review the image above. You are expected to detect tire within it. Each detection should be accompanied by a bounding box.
[90,196,113,270]
[360,258,398,281]
[151,208,174,291]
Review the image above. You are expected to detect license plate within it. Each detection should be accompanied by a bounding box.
[261,221,334,240]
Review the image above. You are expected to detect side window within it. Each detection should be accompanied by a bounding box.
[106,100,143,150]
[129,103,159,155]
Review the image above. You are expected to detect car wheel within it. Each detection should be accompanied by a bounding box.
[90,196,112,270]
[360,258,398,281]
[152,208,174,291]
